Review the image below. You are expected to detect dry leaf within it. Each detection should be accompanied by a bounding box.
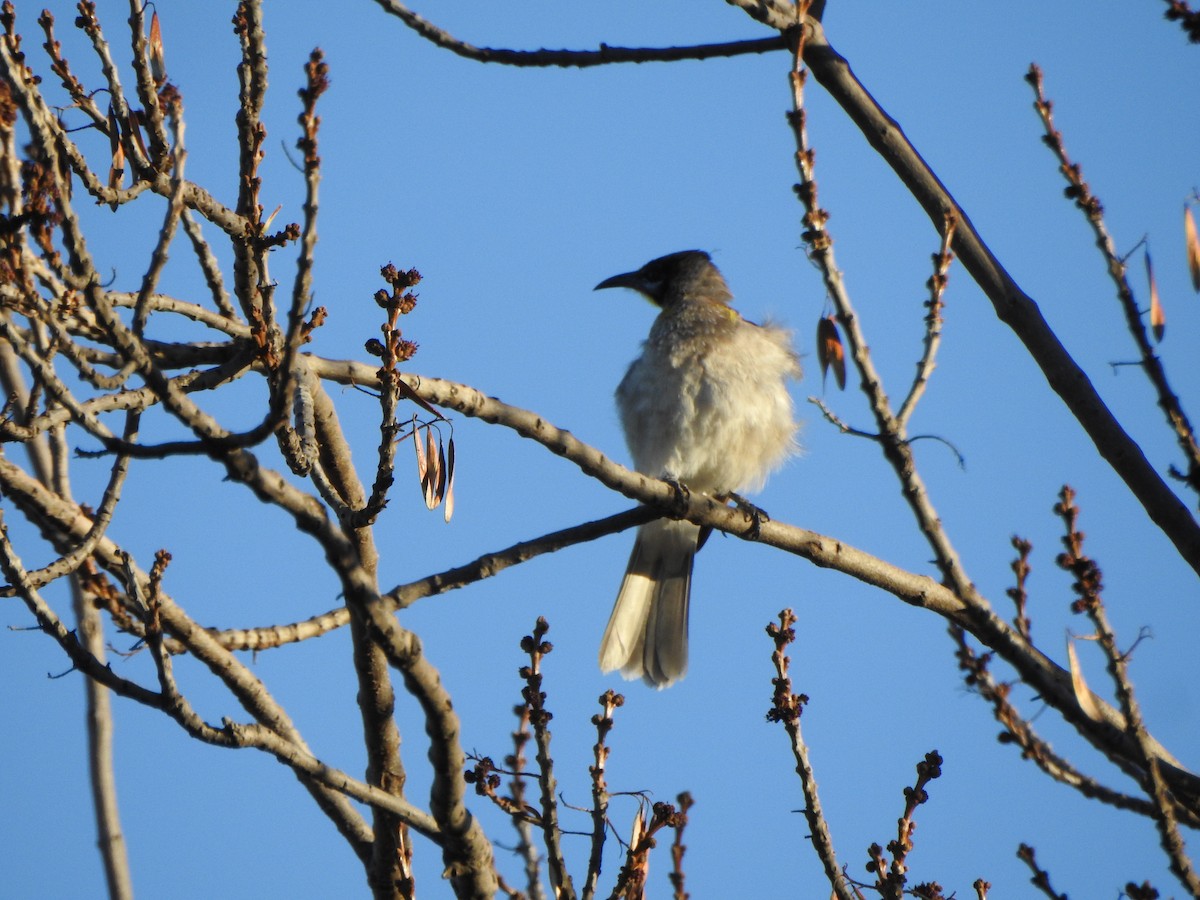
[629,805,646,850]
[816,315,846,390]
[107,106,121,157]
[148,11,166,85]
[424,426,440,509]
[57,146,72,201]
[107,141,125,193]
[395,378,444,420]
[127,112,149,164]
[1145,249,1164,343]
[443,437,456,523]
[106,106,124,205]
[434,436,448,507]
[1066,638,1102,722]
[413,418,428,497]
[1185,205,1200,293]
[626,807,650,900]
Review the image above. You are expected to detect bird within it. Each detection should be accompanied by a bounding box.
[594,250,801,688]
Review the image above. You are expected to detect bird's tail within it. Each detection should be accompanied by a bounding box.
[598,519,698,688]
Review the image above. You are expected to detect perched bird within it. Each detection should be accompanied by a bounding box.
[595,250,801,688]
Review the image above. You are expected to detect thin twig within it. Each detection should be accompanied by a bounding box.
[952,624,1197,826]
[73,569,133,900]
[509,704,546,900]
[669,791,693,900]
[1016,844,1068,900]
[36,10,107,129]
[866,750,943,899]
[1008,536,1034,642]
[180,210,238,319]
[0,507,164,707]
[766,609,855,900]
[356,264,423,525]
[1056,488,1200,894]
[1027,65,1200,500]
[897,213,956,427]
[520,618,576,900]
[583,689,622,900]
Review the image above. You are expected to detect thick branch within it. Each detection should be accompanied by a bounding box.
[308,358,1199,806]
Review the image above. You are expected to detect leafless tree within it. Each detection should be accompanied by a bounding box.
[1,2,1197,898]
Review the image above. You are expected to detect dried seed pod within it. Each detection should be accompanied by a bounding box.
[816,314,846,390]
[1145,249,1165,343]
[1185,204,1200,293]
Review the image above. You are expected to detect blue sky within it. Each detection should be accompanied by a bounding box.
[2,2,1198,897]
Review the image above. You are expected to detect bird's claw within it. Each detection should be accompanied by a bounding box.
[661,476,692,518]
[727,492,769,539]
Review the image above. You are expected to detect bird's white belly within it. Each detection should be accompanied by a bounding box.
[617,323,798,495]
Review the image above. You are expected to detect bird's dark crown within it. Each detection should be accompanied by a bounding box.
[595,250,731,307]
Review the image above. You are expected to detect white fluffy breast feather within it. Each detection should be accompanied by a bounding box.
[616,305,801,495]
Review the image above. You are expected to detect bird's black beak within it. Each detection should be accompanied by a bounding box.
[594,271,645,292]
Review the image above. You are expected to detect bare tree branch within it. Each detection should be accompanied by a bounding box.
[766,609,855,900]
[2,3,1195,895]
[372,0,785,67]
[795,17,1200,576]
[310,359,1200,806]
[1056,488,1200,895]
[1027,65,1200,500]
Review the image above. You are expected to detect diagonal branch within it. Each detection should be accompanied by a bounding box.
[796,17,1200,577]
[306,358,1200,807]
[67,507,657,656]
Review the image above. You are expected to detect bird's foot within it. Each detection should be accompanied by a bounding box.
[726,492,769,539]
[661,476,692,518]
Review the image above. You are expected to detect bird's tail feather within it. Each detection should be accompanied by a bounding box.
[599,519,698,688]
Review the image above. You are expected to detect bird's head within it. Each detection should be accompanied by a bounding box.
[595,250,732,308]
